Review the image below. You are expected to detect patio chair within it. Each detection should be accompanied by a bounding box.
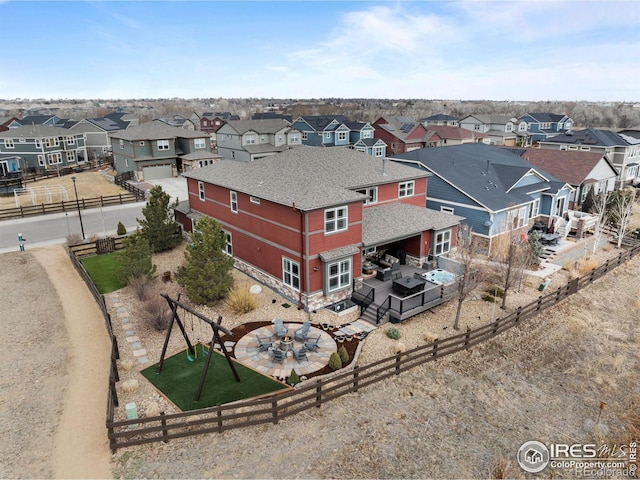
[270,348,286,363]
[391,270,403,281]
[292,346,308,362]
[304,335,321,352]
[255,334,272,351]
[272,319,288,339]
[294,321,311,341]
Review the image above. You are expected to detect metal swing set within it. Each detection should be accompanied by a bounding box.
[156,293,240,402]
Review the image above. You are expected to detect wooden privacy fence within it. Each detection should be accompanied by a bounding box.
[0,192,144,221]
[103,242,640,452]
[68,235,128,257]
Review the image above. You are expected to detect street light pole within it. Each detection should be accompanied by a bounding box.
[71,176,85,240]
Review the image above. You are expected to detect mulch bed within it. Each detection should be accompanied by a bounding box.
[220,320,361,381]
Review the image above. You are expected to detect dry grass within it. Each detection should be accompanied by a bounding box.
[225,285,259,314]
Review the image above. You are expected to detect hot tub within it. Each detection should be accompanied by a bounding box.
[420,268,457,285]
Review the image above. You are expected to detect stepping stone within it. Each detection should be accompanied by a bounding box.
[126,336,140,343]
[132,349,147,357]
[121,318,130,324]
[125,330,135,336]
[137,357,148,364]
[129,342,142,349]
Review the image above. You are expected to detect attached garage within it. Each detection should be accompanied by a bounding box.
[142,164,173,180]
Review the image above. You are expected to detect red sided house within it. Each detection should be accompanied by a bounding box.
[176,147,463,311]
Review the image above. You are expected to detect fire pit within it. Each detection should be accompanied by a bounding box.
[279,335,294,352]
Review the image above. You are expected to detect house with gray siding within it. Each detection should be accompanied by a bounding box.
[390,143,573,253]
[517,113,573,145]
[216,119,301,162]
[69,116,131,160]
[459,114,520,146]
[109,122,213,180]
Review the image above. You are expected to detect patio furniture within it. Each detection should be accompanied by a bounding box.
[294,321,311,341]
[255,334,273,351]
[272,319,288,338]
[392,276,426,296]
[540,233,561,246]
[391,270,403,281]
[292,346,308,362]
[270,348,286,363]
[375,267,392,281]
[304,335,321,352]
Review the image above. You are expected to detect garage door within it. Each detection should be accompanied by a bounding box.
[143,164,173,181]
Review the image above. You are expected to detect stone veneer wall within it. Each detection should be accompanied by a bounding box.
[233,258,351,313]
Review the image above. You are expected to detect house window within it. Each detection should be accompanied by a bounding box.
[506,123,513,132]
[373,146,384,157]
[66,151,76,162]
[337,131,347,142]
[302,132,308,140]
[356,187,378,205]
[157,139,170,150]
[250,196,261,205]
[119,139,124,149]
[223,231,233,256]
[290,133,300,143]
[560,145,568,151]
[324,132,330,139]
[125,158,129,168]
[47,152,62,165]
[66,136,75,145]
[324,206,348,233]
[555,196,566,216]
[440,206,454,214]
[35,138,42,148]
[568,145,578,150]
[519,123,527,132]
[194,138,206,149]
[245,134,256,145]
[362,130,373,139]
[541,122,551,129]
[474,124,481,131]
[38,154,45,166]
[328,258,351,292]
[282,258,300,290]
[580,146,590,151]
[434,230,451,256]
[530,198,540,218]
[4,139,14,149]
[198,181,205,201]
[47,137,59,147]
[508,206,527,229]
[363,246,377,256]
[230,191,238,213]
[398,181,414,197]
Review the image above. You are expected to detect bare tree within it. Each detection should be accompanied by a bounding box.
[497,233,533,310]
[609,188,635,248]
[453,233,484,330]
[589,190,609,255]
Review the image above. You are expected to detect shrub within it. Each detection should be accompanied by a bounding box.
[129,275,153,301]
[88,233,100,243]
[116,221,127,235]
[66,233,83,245]
[287,369,300,386]
[225,285,258,314]
[337,345,349,365]
[486,285,504,297]
[328,352,342,370]
[386,327,401,340]
[577,257,599,275]
[482,294,496,303]
[144,294,170,330]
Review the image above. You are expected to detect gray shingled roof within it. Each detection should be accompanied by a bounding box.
[109,121,206,141]
[362,202,463,246]
[243,143,290,154]
[184,146,429,211]
[181,151,221,161]
[0,124,75,138]
[391,143,563,212]
[543,128,631,147]
[224,119,292,135]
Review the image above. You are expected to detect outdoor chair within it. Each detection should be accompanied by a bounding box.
[272,319,288,339]
[255,334,272,351]
[292,346,308,362]
[294,321,311,341]
[304,335,321,352]
[270,348,286,363]
[391,270,403,281]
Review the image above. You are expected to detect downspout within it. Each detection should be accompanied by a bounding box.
[296,205,307,311]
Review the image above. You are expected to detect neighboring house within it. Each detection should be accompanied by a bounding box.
[391,143,573,253]
[291,115,352,147]
[109,122,213,181]
[420,113,459,127]
[425,125,490,146]
[539,128,640,188]
[104,112,139,127]
[0,125,87,172]
[199,112,239,136]
[514,148,618,209]
[0,116,19,132]
[155,115,196,131]
[69,116,131,160]
[0,153,21,176]
[458,114,520,146]
[216,119,301,162]
[14,115,63,127]
[252,112,293,122]
[176,147,463,311]
[181,151,222,173]
[373,116,432,155]
[517,113,573,145]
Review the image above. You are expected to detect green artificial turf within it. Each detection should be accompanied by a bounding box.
[141,344,289,410]
[80,253,127,293]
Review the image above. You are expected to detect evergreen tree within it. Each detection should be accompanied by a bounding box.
[115,232,156,283]
[177,217,235,306]
[138,185,181,253]
[116,221,127,236]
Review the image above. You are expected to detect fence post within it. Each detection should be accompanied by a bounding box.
[110,378,119,408]
[108,424,117,453]
[316,379,322,408]
[464,326,471,348]
[395,352,401,375]
[272,400,278,424]
[432,338,439,360]
[353,365,359,392]
[217,405,223,432]
[536,296,543,311]
[492,318,501,336]
[160,411,168,443]
[515,306,522,323]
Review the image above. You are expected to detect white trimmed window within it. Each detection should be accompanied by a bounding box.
[157,139,170,150]
[230,191,238,213]
[302,132,308,140]
[245,134,256,145]
[46,137,59,147]
[35,138,42,148]
[363,246,376,256]
[119,139,124,149]
[518,122,527,132]
[337,131,347,141]
[373,146,384,157]
[37,154,45,166]
[47,152,62,165]
[125,159,129,168]
[440,206,454,214]
[198,181,205,201]
[66,136,75,145]
[223,231,233,255]
[541,122,551,129]
[508,206,527,229]
[4,139,14,149]
[356,187,378,205]
[434,230,451,256]
[66,151,76,162]
[362,130,373,139]
[328,259,351,292]
[283,258,300,290]
[474,124,481,131]
[530,198,540,218]
[194,138,206,149]
[250,196,261,205]
[290,132,300,143]
[324,206,348,233]
[398,181,414,197]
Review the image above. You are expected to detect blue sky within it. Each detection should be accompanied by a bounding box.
[1,0,639,101]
